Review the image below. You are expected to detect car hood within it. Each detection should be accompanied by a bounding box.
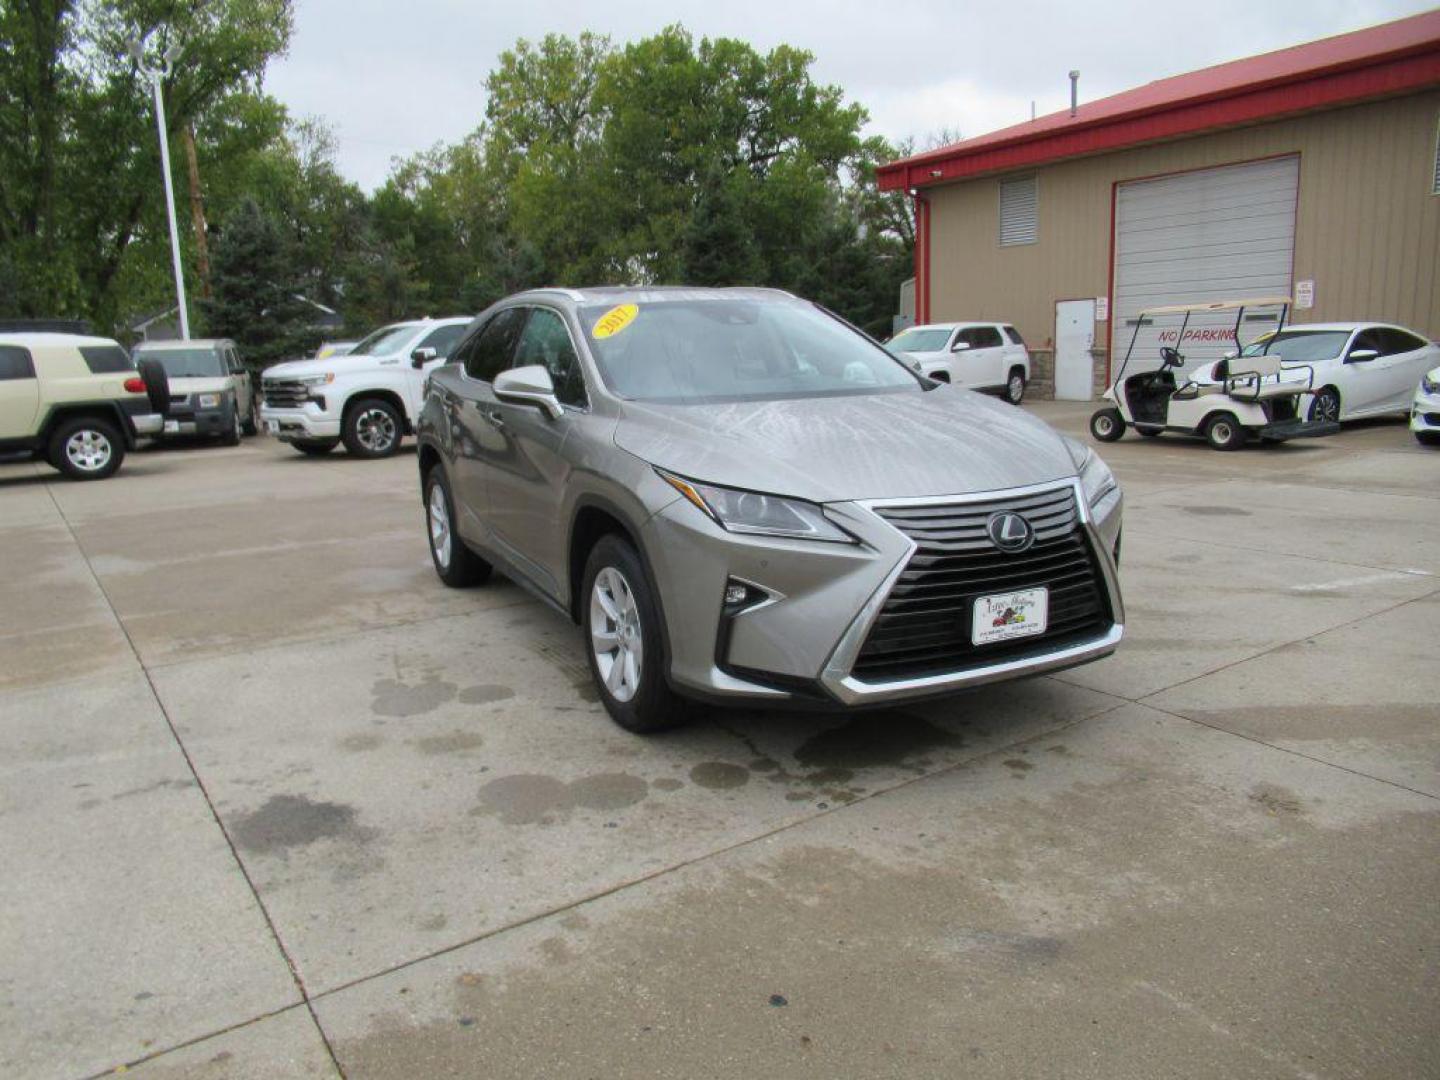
[263,353,391,379]
[613,388,1078,502]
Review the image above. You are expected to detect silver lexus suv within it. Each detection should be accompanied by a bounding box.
[417,287,1123,732]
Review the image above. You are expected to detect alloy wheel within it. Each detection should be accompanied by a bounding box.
[428,483,451,568]
[1312,390,1340,424]
[65,429,112,473]
[355,408,397,452]
[590,566,643,703]
[1007,373,1024,403]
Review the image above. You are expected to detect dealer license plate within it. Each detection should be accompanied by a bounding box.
[265,420,279,435]
[972,587,1048,646]
[163,419,179,434]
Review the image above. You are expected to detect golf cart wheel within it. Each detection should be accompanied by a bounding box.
[1004,367,1026,405]
[1136,426,1163,438]
[1205,412,1246,451]
[1090,408,1125,442]
[1309,387,1341,425]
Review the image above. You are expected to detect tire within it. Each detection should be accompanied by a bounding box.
[1309,387,1341,425]
[292,438,339,456]
[242,400,259,437]
[1090,408,1124,442]
[1204,412,1246,451]
[423,464,491,588]
[342,397,402,458]
[1004,367,1026,405]
[135,358,171,415]
[220,403,241,447]
[1415,430,1440,447]
[48,415,125,480]
[1136,426,1163,438]
[582,534,688,734]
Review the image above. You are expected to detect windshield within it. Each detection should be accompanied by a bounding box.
[1241,330,1349,363]
[581,298,921,405]
[888,328,952,353]
[351,325,417,357]
[137,347,226,377]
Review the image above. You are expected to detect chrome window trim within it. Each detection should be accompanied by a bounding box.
[818,477,1124,705]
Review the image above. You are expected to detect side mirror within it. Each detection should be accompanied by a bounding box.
[411,347,438,369]
[950,340,971,352]
[1346,348,1379,363]
[494,364,563,420]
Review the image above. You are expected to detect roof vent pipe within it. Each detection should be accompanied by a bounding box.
[1069,70,1080,117]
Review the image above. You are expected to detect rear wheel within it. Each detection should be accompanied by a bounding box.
[424,464,491,587]
[343,398,402,458]
[1204,412,1246,451]
[49,416,125,480]
[1090,408,1125,442]
[1309,387,1341,425]
[1004,367,1026,405]
[292,438,339,456]
[583,534,688,734]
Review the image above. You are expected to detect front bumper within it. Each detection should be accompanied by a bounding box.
[258,405,341,441]
[1409,389,1440,433]
[160,406,232,438]
[642,477,1124,708]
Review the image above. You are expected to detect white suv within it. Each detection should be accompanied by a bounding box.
[888,321,1031,404]
[259,318,470,457]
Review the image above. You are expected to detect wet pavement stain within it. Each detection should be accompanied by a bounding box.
[1004,758,1035,773]
[474,773,649,825]
[652,777,684,792]
[371,677,458,718]
[795,712,965,773]
[230,794,373,854]
[458,684,515,705]
[1250,783,1303,816]
[337,733,384,752]
[411,731,486,755]
[690,762,751,790]
[418,913,448,932]
[1175,504,1251,516]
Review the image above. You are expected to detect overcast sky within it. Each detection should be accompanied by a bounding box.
[264,0,1435,192]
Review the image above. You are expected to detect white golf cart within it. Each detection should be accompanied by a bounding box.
[1089,297,1341,451]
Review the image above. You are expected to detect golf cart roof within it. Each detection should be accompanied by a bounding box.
[1138,296,1293,317]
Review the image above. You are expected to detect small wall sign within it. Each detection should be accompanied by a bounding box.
[1095,296,1109,322]
[1295,280,1315,309]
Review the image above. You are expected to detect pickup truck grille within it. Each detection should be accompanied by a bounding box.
[263,380,308,408]
[852,486,1112,681]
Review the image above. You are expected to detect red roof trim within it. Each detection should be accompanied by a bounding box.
[878,14,1440,191]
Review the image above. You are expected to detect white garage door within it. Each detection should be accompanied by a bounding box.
[1111,156,1298,373]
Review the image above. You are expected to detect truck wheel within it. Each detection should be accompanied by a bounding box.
[582,534,690,734]
[49,416,125,480]
[221,404,242,447]
[1090,408,1124,442]
[1004,367,1026,405]
[343,398,402,458]
[424,464,492,587]
[292,439,339,456]
[1204,412,1246,451]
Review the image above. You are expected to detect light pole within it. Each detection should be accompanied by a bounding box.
[129,40,190,340]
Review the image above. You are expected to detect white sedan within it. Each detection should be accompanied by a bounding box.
[1412,366,1440,446]
[1193,322,1439,425]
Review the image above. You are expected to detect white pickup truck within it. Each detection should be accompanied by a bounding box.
[259,318,471,457]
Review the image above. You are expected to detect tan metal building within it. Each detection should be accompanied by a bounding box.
[878,12,1440,399]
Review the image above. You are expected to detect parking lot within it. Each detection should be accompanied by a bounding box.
[1,401,1436,1079]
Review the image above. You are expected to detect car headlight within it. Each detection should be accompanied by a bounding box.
[298,373,334,388]
[198,393,222,408]
[1423,372,1440,395]
[1064,438,1118,510]
[657,470,855,543]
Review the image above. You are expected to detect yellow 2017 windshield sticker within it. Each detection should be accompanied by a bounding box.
[592,303,639,339]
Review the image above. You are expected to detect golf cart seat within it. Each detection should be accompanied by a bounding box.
[1223,352,1310,402]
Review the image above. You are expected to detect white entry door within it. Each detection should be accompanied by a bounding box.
[1054,300,1096,400]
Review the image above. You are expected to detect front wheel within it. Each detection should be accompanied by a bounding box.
[1004,367,1026,405]
[49,416,125,480]
[291,438,339,456]
[1205,412,1246,451]
[424,465,491,588]
[343,398,402,458]
[1309,387,1341,425]
[1090,408,1125,442]
[242,400,259,436]
[1415,430,1440,447]
[583,534,689,734]
[220,404,241,447]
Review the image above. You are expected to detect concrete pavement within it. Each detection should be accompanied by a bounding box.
[1,407,1435,1078]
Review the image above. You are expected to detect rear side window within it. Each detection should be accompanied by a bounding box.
[79,345,133,374]
[0,345,36,380]
[1379,328,1427,355]
[462,308,528,383]
[512,308,587,408]
[417,324,467,359]
[1004,325,1026,346]
[959,326,1003,349]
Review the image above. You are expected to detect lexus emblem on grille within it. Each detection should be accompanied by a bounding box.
[987,512,1035,553]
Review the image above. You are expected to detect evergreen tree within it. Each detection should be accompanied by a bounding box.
[681,169,765,286]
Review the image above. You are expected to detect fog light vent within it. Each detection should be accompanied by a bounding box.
[724,581,752,607]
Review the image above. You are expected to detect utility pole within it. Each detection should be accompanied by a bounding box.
[129,39,190,339]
